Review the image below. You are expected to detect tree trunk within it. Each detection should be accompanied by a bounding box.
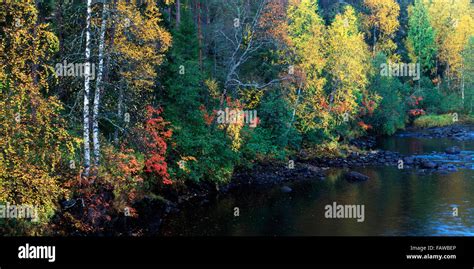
[205,0,210,25]
[92,1,108,168]
[461,64,465,105]
[373,26,376,56]
[114,85,124,146]
[447,64,451,90]
[83,0,92,177]
[197,0,203,69]
[176,0,181,27]
[285,85,302,146]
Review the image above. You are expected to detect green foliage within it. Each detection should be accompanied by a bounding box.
[367,53,408,135]
[415,76,463,115]
[463,37,474,113]
[161,4,238,184]
[241,91,299,161]
[406,0,437,74]
[413,114,455,128]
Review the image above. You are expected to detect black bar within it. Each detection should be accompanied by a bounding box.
[0,237,473,267]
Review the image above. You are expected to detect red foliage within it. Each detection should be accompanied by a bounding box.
[143,106,173,185]
[225,96,243,109]
[409,109,425,116]
[358,121,372,131]
[199,104,217,126]
[361,100,376,115]
[409,95,423,106]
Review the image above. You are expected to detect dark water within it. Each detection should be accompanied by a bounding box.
[377,131,474,156]
[159,133,474,236]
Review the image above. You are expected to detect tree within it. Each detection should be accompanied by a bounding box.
[108,0,172,145]
[92,1,109,168]
[326,6,372,127]
[0,2,73,232]
[83,0,92,177]
[162,3,240,183]
[215,0,279,97]
[462,37,474,112]
[406,0,437,75]
[363,0,400,59]
[423,0,473,83]
[444,14,474,100]
[285,0,329,133]
[367,53,408,135]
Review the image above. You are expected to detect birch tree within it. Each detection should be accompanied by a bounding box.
[83,0,92,177]
[92,1,109,168]
[286,0,328,132]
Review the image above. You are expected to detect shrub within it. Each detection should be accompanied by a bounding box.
[413,114,455,128]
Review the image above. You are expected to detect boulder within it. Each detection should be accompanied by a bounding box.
[445,146,461,155]
[345,171,369,182]
[403,157,415,165]
[280,186,293,193]
[421,160,437,169]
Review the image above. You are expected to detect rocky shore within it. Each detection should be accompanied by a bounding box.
[59,124,474,235]
[232,124,474,188]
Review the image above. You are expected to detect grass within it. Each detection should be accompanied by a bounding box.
[413,114,456,128]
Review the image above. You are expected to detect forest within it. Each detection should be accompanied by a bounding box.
[1,0,474,236]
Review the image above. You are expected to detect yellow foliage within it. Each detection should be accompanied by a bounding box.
[424,0,474,81]
[205,78,221,99]
[326,6,371,117]
[363,0,400,57]
[0,2,74,232]
[114,0,172,91]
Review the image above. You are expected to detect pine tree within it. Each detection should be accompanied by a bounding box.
[406,0,437,74]
[162,2,238,183]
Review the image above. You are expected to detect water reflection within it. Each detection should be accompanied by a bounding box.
[159,167,474,236]
[159,134,474,236]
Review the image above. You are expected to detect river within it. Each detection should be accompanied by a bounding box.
[158,130,474,236]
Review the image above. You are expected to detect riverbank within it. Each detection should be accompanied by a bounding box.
[52,124,474,236]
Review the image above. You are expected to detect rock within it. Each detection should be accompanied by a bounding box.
[281,186,293,193]
[421,160,437,169]
[403,157,415,165]
[437,164,458,172]
[445,146,461,155]
[61,199,77,209]
[345,171,369,182]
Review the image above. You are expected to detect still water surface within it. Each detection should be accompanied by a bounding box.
[159,133,474,236]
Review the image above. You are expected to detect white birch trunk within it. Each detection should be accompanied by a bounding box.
[83,0,92,177]
[92,1,108,168]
